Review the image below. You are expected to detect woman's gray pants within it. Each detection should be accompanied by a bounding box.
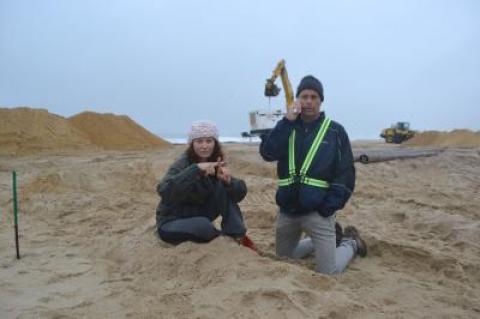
[276,211,357,274]
[158,201,246,244]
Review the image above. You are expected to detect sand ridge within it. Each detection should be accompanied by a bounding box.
[0,107,93,155]
[405,129,480,148]
[0,107,171,155]
[69,111,170,151]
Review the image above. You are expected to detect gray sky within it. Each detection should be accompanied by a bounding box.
[1,0,479,139]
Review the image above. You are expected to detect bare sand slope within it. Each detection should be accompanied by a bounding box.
[405,129,480,148]
[0,108,93,155]
[69,112,170,151]
[1,145,479,318]
[0,107,171,156]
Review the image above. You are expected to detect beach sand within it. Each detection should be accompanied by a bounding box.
[0,144,479,318]
[1,108,479,318]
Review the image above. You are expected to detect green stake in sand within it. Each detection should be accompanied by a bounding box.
[13,171,20,259]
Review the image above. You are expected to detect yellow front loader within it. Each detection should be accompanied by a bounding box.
[380,122,415,143]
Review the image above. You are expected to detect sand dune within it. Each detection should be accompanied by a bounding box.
[0,107,93,155]
[405,129,480,148]
[0,107,171,156]
[69,111,170,151]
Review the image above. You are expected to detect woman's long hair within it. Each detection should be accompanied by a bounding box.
[186,139,224,164]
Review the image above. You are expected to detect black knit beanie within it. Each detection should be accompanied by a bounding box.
[296,75,324,101]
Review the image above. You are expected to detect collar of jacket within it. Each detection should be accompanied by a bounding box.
[293,111,326,129]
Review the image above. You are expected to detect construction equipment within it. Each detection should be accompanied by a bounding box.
[246,109,284,136]
[244,60,294,136]
[264,59,294,110]
[380,122,415,144]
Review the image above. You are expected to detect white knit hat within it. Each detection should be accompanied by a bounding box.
[187,120,219,143]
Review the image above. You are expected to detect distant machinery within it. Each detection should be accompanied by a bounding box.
[242,60,293,137]
[380,122,415,144]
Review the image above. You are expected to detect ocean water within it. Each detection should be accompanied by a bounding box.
[164,136,262,145]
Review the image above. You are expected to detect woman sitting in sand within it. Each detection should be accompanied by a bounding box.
[155,120,255,250]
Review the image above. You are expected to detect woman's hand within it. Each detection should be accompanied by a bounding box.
[217,165,231,185]
[214,156,231,185]
[197,157,231,184]
[197,162,222,176]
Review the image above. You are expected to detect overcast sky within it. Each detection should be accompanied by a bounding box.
[1,0,479,139]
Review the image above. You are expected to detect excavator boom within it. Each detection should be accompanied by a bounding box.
[243,60,294,137]
[264,59,294,110]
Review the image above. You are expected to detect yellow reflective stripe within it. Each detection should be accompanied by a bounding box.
[300,118,331,175]
[278,176,329,188]
[288,130,296,175]
[302,177,329,188]
[279,118,332,188]
[278,178,293,186]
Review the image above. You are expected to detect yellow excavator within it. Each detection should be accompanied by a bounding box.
[243,60,294,137]
[264,59,294,110]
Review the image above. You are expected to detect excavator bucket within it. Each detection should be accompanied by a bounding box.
[264,79,281,97]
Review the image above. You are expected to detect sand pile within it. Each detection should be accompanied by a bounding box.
[68,111,170,151]
[0,107,93,155]
[0,107,171,155]
[405,129,480,148]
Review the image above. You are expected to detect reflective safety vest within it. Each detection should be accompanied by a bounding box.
[278,118,332,188]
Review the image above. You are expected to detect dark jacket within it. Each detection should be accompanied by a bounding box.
[260,112,355,217]
[156,154,247,226]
